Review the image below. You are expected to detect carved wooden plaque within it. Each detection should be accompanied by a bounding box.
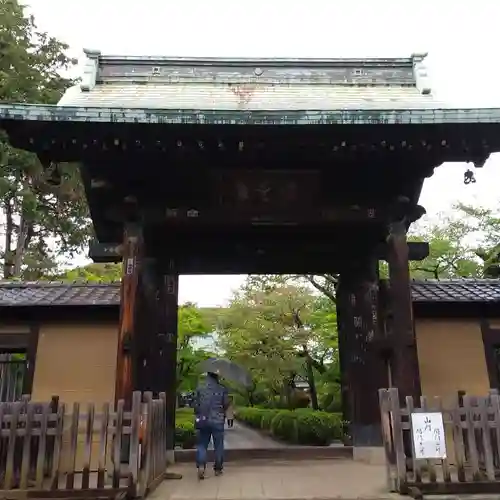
[212,170,321,221]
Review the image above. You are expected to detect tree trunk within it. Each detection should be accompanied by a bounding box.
[305,353,319,410]
[3,198,14,278]
[12,216,33,278]
[284,378,294,408]
[247,389,255,406]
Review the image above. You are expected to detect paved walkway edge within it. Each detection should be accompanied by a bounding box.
[175,446,353,462]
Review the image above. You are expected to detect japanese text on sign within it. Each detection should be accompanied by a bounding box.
[411,412,447,460]
[126,258,135,275]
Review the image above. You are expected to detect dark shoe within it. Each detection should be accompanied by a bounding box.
[214,469,223,477]
[197,467,206,480]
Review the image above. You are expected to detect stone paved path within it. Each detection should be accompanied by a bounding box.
[224,421,284,449]
[152,460,395,500]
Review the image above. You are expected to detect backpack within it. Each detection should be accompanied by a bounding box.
[195,383,226,430]
[195,388,211,430]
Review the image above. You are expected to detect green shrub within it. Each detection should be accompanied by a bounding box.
[175,408,196,449]
[236,406,344,446]
[176,408,194,423]
[176,407,194,416]
[261,409,281,430]
[235,407,266,428]
[270,411,298,442]
[294,411,342,445]
[175,419,196,449]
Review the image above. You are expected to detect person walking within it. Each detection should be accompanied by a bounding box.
[226,397,235,428]
[194,371,229,479]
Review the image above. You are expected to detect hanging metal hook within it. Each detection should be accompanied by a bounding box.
[464,169,476,185]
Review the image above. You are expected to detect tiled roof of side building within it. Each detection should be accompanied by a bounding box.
[410,279,500,303]
[0,281,121,307]
[1,279,500,308]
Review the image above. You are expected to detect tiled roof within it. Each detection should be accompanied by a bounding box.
[1,279,500,308]
[3,54,500,127]
[58,84,442,112]
[410,279,500,303]
[0,281,120,307]
[58,52,440,112]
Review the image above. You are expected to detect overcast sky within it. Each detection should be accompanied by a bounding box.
[20,0,500,305]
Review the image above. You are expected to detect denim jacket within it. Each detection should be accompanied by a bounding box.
[195,378,229,427]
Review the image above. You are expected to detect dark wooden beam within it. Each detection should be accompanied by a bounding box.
[89,240,429,268]
[24,324,40,395]
[138,205,389,227]
[89,241,122,262]
[403,241,429,261]
[5,118,496,166]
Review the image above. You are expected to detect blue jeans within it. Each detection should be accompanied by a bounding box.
[196,424,224,471]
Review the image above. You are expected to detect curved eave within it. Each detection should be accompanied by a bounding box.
[96,55,416,68]
[2,103,500,126]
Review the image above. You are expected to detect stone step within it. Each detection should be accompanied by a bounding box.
[174,445,353,463]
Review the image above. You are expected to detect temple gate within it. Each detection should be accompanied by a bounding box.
[2,51,500,460]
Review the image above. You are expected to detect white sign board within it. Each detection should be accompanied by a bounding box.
[411,412,447,460]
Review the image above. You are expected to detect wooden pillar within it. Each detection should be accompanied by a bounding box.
[386,220,421,401]
[157,265,179,457]
[115,223,142,403]
[136,256,179,458]
[337,258,387,447]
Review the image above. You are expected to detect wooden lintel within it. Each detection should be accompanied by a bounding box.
[140,205,387,226]
[89,240,429,265]
[380,241,428,261]
[88,241,123,262]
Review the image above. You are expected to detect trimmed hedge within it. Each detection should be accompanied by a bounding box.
[175,407,196,449]
[236,407,344,446]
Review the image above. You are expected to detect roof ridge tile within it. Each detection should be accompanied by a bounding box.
[1,279,500,307]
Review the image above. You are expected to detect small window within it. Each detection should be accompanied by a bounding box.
[0,352,27,402]
[152,66,161,75]
[353,69,363,76]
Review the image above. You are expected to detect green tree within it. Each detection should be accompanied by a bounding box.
[54,263,122,282]
[304,211,486,302]
[407,214,480,279]
[177,303,213,391]
[218,276,338,409]
[454,203,500,277]
[218,280,299,406]
[0,0,91,280]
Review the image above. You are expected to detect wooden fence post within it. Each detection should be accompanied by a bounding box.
[112,399,125,488]
[96,402,109,489]
[378,388,396,492]
[35,403,50,489]
[159,392,167,471]
[66,402,80,490]
[129,391,142,495]
[388,388,407,492]
[140,392,153,497]
[50,403,65,489]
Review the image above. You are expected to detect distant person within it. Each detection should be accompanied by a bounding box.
[194,371,229,479]
[226,397,235,428]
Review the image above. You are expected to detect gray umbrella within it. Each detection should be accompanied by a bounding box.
[198,358,252,388]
